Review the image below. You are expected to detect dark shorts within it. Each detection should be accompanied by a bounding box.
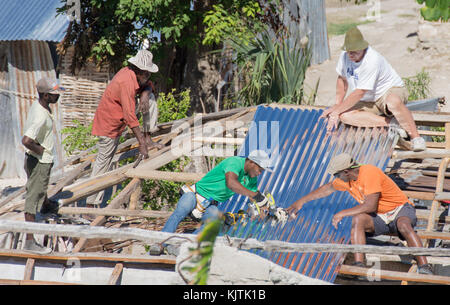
[369,203,417,239]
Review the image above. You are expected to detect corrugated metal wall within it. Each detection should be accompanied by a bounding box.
[0,41,62,178]
[282,0,330,65]
[219,105,398,282]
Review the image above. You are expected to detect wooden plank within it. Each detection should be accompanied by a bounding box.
[108,263,124,285]
[126,169,205,182]
[0,279,78,285]
[427,158,450,233]
[412,111,450,124]
[0,249,176,265]
[393,149,450,160]
[71,177,142,253]
[58,207,171,218]
[339,264,450,285]
[403,190,435,201]
[416,209,450,223]
[417,231,450,241]
[435,192,450,201]
[23,258,35,280]
[1,220,449,257]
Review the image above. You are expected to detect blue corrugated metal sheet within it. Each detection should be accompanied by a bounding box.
[219,105,398,283]
[0,0,69,42]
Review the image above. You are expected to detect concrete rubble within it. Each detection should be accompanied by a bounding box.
[176,242,331,285]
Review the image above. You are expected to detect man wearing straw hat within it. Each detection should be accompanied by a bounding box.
[89,50,160,205]
[320,26,426,152]
[286,153,433,275]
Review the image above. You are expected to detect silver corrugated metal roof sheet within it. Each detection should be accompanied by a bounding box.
[0,0,69,42]
[219,105,398,282]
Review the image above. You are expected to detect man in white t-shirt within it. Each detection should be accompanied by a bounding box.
[321,27,426,152]
[21,77,65,253]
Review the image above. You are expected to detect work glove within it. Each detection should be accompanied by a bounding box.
[274,208,288,223]
[252,191,269,208]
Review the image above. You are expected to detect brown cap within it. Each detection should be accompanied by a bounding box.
[36,77,65,94]
[326,153,357,176]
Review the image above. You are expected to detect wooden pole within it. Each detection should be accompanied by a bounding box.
[1,220,449,257]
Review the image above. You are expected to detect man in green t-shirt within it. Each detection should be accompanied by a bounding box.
[152,150,272,252]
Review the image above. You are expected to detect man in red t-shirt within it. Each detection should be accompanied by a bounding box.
[286,153,433,275]
[89,50,159,204]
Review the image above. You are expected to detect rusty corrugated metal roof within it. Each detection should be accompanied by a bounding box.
[219,105,398,282]
[0,41,63,178]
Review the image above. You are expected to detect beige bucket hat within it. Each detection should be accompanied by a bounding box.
[128,50,159,73]
[326,153,359,176]
[341,26,369,52]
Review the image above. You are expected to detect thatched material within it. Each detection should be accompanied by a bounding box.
[59,46,112,128]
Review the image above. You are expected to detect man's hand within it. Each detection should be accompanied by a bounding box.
[138,143,149,159]
[325,112,340,133]
[285,201,305,219]
[332,211,345,229]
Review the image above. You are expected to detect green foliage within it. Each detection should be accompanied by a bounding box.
[157,88,191,123]
[141,158,190,211]
[61,120,98,156]
[202,2,264,46]
[417,0,449,22]
[402,69,432,101]
[141,88,191,211]
[58,0,200,72]
[182,219,222,285]
[231,30,311,105]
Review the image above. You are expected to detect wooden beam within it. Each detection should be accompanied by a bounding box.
[393,149,450,160]
[58,207,171,218]
[435,192,450,201]
[339,264,450,285]
[1,220,449,257]
[108,263,123,285]
[403,190,435,201]
[126,169,205,182]
[0,249,176,265]
[417,230,450,241]
[71,177,142,253]
[23,258,35,280]
[0,279,78,285]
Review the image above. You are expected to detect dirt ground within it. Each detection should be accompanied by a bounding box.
[305,0,450,110]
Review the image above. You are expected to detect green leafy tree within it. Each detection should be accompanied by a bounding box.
[61,120,98,156]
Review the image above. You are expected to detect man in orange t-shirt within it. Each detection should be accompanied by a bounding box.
[286,153,432,275]
[89,50,159,205]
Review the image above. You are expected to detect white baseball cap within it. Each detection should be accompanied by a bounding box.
[248,150,273,172]
[128,49,159,73]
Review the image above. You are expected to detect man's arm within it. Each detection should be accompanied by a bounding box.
[286,182,336,216]
[131,126,149,158]
[332,192,380,228]
[22,136,44,156]
[225,172,258,199]
[335,75,348,105]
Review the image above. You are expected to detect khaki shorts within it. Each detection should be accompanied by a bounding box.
[24,154,53,215]
[349,87,409,117]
